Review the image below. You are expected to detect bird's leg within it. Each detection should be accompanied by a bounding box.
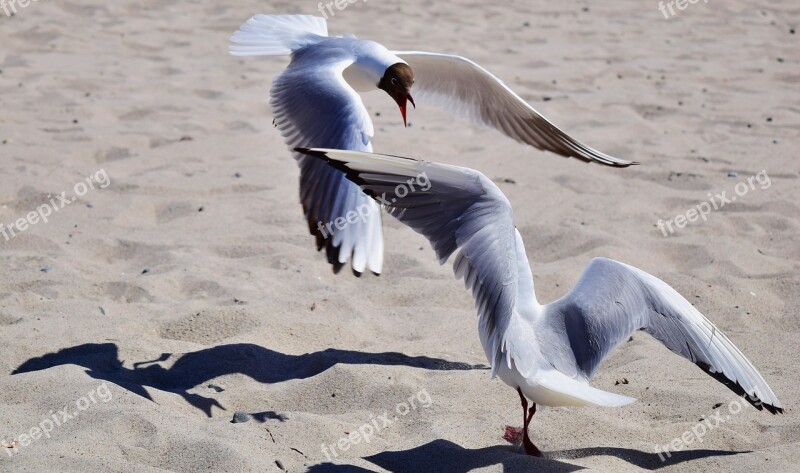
[517,387,529,422]
[513,387,543,457]
[503,388,543,456]
[522,401,542,457]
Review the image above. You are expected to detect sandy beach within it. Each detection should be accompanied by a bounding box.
[1,0,799,471]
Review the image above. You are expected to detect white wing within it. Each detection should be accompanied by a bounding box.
[230,14,328,56]
[540,258,783,413]
[394,52,635,167]
[270,41,383,275]
[294,148,535,374]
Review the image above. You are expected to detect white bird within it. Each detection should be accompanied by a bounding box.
[295,147,783,456]
[230,14,636,275]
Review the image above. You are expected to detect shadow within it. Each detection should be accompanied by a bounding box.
[307,439,581,473]
[12,343,487,417]
[307,464,375,473]
[251,411,288,423]
[305,440,748,473]
[549,446,745,470]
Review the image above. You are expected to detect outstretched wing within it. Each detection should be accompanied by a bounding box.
[541,257,782,413]
[295,148,536,374]
[270,43,383,274]
[394,52,636,167]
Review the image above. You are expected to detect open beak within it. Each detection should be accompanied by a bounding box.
[395,93,415,127]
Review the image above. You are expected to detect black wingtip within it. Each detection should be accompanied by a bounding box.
[696,361,783,415]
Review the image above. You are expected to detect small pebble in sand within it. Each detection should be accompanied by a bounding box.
[41,266,53,273]
[232,411,250,423]
[728,171,738,177]
[141,268,150,274]
[275,460,286,471]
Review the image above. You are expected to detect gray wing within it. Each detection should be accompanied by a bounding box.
[541,257,782,413]
[270,42,383,274]
[394,52,636,167]
[294,148,533,374]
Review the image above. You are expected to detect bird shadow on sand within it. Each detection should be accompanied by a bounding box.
[306,439,745,472]
[11,342,487,417]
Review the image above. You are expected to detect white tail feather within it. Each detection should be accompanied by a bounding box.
[536,371,637,407]
[229,14,328,56]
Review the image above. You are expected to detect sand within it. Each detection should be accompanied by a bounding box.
[0,0,798,471]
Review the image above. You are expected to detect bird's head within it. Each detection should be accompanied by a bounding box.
[378,62,415,127]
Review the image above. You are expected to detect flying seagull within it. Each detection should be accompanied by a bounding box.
[295,147,782,456]
[230,14,636,275]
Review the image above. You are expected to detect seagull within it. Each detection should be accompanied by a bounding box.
[230,14,636,275]
[295,147,783,456]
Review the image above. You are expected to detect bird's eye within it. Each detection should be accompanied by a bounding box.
[391,78,399,86]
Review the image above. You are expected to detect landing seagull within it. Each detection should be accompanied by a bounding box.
[230,14,636,275]
[295,147,782,455]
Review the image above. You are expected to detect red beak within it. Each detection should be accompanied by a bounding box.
[396,93,415,127]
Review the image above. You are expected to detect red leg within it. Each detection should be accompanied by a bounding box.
[522,402,542,457]
[517,387,528,422]
[516,388,543,457]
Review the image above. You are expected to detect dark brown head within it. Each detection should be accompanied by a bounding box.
[378,62,415,127]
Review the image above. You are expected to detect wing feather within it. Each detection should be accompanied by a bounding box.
[295,148,535,374]
[270,44,383,274]
[394,52,636,167]
[541,257,783,413]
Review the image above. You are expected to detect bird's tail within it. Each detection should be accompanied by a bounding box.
[535,370,637,408]
[229,14,328,56]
